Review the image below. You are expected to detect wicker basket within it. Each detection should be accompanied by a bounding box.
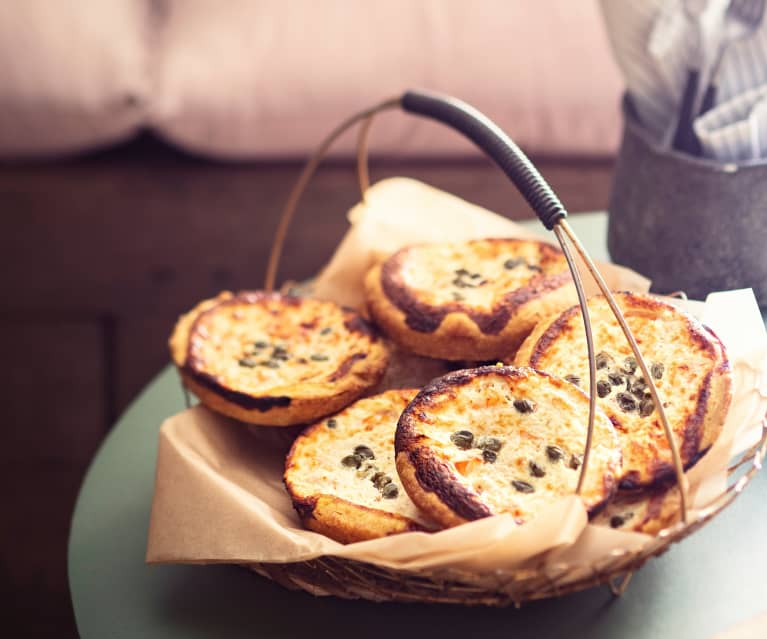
[244,421,765,605]
[229,93,767,605]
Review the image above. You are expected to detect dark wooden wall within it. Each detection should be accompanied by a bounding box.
[0,135,614,636]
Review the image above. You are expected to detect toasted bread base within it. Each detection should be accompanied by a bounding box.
[293,495,426,544]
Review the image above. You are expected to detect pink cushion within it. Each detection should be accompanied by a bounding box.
[0,1,147,157]
[151,0,623,158]
[0,1,623,159]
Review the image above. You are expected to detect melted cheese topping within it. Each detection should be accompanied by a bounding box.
[398,240,566,309]
[412,370,620,521]
[287,390,429,524]
[188,297,374,393]
[520,295,723,479]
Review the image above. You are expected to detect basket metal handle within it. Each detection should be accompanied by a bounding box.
[401,90,567,230]
[266,89,689,522]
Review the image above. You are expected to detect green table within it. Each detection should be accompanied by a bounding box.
[68,213,767,638]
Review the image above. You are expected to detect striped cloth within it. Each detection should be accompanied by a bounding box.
[599,0,767,161]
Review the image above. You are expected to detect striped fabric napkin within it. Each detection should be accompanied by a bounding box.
[600,0,767,162]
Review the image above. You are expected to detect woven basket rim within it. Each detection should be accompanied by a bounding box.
[245,418,766,604]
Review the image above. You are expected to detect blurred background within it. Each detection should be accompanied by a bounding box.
[0,1,625,635]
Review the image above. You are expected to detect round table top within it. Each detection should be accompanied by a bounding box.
[68,213,767,639]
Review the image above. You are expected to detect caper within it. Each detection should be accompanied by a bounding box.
[319,327,333,335]
[341,454,362,469]
[482,450,498,464]
[529,461,546,478]
[470,272,482,279]
[569,454,583,470]
[454,268,470,276]
[629,378,647,397]
[327,418,337,429]
[596,351,613,369]
[546,445,565,462]
[512,480,535,493]
[639,398,655,417]
[616,392,637,412]
[504,258,524,270]
[526,264,543,273]
[254,340,269,349]
[564,374,581,386]
[476,436,503,452]
[272,347,290,361]
[354,445,375,460]
[452,278,471,288]
[450,430,474,449]
[622,357,637,375]
[607,371,624,386]
[382,483,399,499]
[310,353,329,361]
[372,472,392,489]
[597,380,612,398]
[651,362,665,380]
[261,360,281,369]
[452,292,465,301]
[610,512,634,528]
[513,398,535,414]
[238,357,257,368]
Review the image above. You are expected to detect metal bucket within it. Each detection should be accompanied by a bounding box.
[607,97,767,307]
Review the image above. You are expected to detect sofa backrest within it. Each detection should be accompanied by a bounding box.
[0,0,623,160]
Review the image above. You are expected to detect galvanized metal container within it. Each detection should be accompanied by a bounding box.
[607,99,767,307]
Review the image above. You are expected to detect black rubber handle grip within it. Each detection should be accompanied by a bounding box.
[401,89,567,230]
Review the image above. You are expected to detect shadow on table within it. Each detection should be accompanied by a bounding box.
[157,563,631,639]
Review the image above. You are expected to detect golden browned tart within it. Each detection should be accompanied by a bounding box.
[284,389,436,543]
[513,292,732,490]
[592,485,682,535]
[169,291,389,426]
[364,238,578,361]
[395,366,622,528]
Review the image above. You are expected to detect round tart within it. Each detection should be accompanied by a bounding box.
[514,292,732,489]
[169,291,389,426]
[395,366,621,528]
[364,238,578,361]
[284,389,435,543]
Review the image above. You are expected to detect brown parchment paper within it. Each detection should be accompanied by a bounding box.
[311,178,649,308]
[146,178,767,581]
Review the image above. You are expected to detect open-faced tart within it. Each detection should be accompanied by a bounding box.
[514,292,732,489]
[169,291,389,426]
[364,238,578,361]
[395,366,621,528]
